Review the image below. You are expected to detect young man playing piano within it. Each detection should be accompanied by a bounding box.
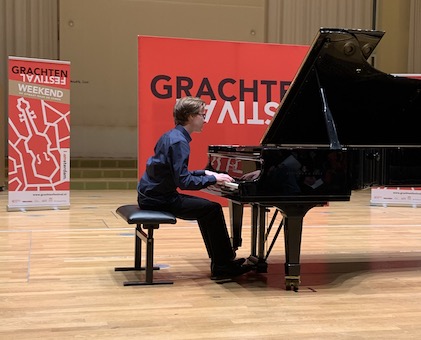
[137,96,251,280]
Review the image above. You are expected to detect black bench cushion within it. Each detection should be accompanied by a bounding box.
[116,205,177,225]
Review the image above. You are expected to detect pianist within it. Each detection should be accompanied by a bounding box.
[137,96,251,280]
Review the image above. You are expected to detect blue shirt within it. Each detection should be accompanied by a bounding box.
[137,125,217,203]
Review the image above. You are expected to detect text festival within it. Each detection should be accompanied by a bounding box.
[11,65,68,85]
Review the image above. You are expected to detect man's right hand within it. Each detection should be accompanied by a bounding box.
[213,173,234,185]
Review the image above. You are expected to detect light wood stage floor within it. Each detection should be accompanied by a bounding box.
[1,189,421,339]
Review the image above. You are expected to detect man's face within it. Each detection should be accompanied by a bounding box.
[190,107,207,133]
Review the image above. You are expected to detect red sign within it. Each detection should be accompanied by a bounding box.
[138,36,308,204]
[8,57,71,210]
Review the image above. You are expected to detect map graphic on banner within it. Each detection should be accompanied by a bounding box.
[8,57,71,211]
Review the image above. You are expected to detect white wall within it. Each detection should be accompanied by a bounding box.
[59,0,375,158]
[59,0,266,158]
[7,0,412,163]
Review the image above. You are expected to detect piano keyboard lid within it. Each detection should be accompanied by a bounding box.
[260,28,421,149]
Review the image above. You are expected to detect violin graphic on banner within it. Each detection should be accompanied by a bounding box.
[16,97,59,180]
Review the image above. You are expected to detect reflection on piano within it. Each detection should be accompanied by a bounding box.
[203,28,421,291]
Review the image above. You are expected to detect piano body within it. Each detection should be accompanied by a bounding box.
[203,28,421,291]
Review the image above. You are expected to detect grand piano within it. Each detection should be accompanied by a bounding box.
[203,28,421,291]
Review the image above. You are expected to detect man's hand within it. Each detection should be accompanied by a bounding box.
[212,172,234,185]
[240,170,261,181]
[205,170,234,185]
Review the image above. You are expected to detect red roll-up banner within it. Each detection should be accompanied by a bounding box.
[138,36,309,205]
[8,57,71,211]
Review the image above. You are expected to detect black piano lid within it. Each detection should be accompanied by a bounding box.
[261,28,421,149]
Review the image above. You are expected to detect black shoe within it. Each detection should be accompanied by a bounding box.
[210,260,252,280]
[233,258,246,266]
[210,258,246,269]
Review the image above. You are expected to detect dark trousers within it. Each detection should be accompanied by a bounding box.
[138,193,235,266]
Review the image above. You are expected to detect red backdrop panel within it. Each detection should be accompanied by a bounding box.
[138,36,309,204]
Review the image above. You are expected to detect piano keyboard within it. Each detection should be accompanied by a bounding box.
[224,182,239,190]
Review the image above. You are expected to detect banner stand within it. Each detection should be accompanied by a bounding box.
[0,82,5,191]
[371,187,421,208]
[7,56,71,211]
[137,36,309,206]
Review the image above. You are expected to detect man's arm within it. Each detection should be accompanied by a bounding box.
[171,141,219,190]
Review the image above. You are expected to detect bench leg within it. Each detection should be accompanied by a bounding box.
[115,224,150,271]
[115,223,173,286]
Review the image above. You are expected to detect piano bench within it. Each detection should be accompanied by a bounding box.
[114,204,177,286]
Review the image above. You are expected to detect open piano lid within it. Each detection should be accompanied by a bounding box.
[261,28,421,149]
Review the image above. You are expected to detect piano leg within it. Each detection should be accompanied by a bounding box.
[247,204,269,273]
[278,203,319,291]
[257,205,269,272]
[250,204,258,257]
[228,200,243,250]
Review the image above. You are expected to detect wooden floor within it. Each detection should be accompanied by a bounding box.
[2,189,421,339]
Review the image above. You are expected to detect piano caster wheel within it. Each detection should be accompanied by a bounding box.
[285,276,300,292]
